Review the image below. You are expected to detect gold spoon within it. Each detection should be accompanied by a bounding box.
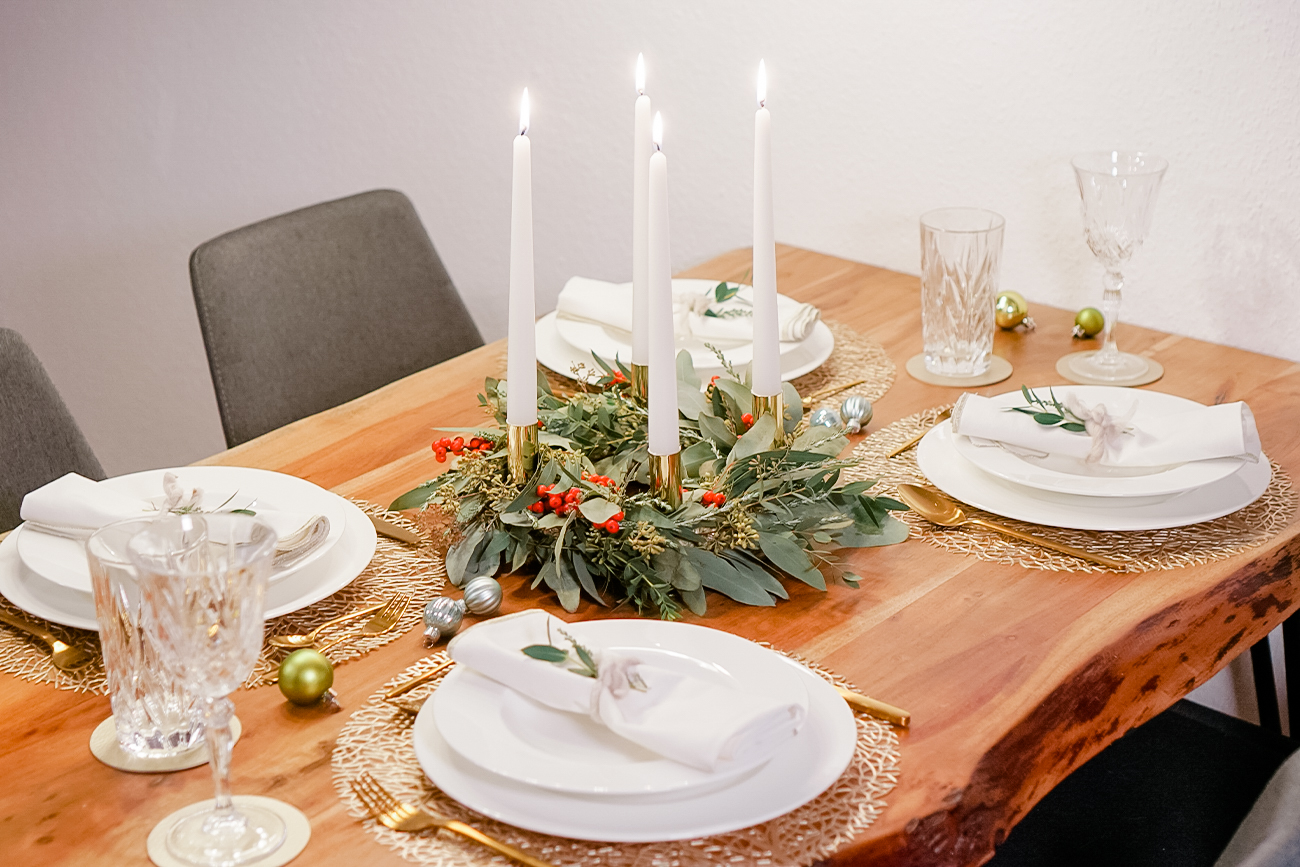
[895,483,1126,571]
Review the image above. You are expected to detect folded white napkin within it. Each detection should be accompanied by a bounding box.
[556,277,821,346]
[951,392,1262,467]
[20,472,330,566]
[447,610,807,772]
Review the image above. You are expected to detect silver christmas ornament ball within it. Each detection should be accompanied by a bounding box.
[462,575,504,616]
[422,596,466,646]
[840,396,873,434]
[808,407,843,430]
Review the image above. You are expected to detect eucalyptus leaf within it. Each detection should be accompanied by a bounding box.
[550,555,582,611]
[699,413,737,448]
[536,512,567,529]
[388,481,440,512]
[756,532,824,589]
[714,378,754,415]
[727,414,776,465]
[681,440,716,477]
[578,497,622,525]
[681,547,774,606]
[781,381,803,432]
[679,584,708,616]
[723,551,790,599]
[676,349,701,388]
[570,553,609,605]
[677,381,709,420]
[834,514,910,547]
[522,644,569,663]
[445,524,487,586]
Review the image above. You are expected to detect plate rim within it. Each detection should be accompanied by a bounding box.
[412,628,856,843]
[918,424,1272,531]
[953,386,1245,497]
[431,633,810,796]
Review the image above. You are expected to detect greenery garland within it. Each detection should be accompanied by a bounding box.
[391,352,908,619]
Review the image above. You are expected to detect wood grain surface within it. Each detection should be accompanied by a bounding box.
[2,246,1298,866]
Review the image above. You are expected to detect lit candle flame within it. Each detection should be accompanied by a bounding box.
[652,111,663,150]
[519,88,530,136]
[757,60,766,108]
[636,53,646,95]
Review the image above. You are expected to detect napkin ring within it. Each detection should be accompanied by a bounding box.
[649,452,682,510]
[752,392,787,447]
[507,424,539,483]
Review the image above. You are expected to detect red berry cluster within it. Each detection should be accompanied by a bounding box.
[701,490,727,507]
[432,435,493,462]
[609,370,627,385]
[581,471,615,487]
[739,412,754,430]
[527,482,624,533]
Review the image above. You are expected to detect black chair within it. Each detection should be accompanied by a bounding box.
[0,329,104,532]
[990,618,1299,867]
[189,189,484,448]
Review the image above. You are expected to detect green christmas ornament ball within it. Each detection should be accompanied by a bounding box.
[278,648,334,705]
[1074,307,1105,338]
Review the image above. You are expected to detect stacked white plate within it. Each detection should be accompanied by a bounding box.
[916,385,1272,532]
[537,279,836,382]
[415,619,858,842]
[0,466,377,630]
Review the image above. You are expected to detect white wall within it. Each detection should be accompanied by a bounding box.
[1,2,1296,714]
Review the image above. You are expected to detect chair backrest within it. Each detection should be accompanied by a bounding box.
[0,329,104,532]
[1249,619,1299,739]
[189,189,484,448]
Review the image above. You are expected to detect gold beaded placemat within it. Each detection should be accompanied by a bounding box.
[332,651,901,867]
[845,406,1298,573]
[513,319,896,411]
[0,501,444,694]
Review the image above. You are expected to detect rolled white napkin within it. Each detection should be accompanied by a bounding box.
[20,472,330,566]
[952,392,1262,467]
[556,277,820,346]
[448,610,807,772]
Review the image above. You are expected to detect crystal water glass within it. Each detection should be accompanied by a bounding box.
[919,207,1005,377]
[129,513,281,867]
[1065,151,1168,381]
[88,519,205,757]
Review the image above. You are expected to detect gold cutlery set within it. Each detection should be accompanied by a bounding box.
[268,594,410,655]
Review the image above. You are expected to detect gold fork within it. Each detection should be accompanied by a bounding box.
[267,600,388,649]
[887,408,953,458]
[316,594,410,653]
[350,773,554,867]
[0,610,94,672]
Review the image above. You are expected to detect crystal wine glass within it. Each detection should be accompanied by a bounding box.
[1064,151,1168,382]
[129,513,282,867]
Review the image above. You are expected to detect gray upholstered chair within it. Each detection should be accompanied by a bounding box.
[0,329,105,532]
[189,189,483,448]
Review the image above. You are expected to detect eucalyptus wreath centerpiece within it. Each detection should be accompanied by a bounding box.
[391,351,908,619]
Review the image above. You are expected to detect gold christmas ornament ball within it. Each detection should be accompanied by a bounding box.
[1074,307,1105,338]
[995,291,1029,330]
[278,648,334,706]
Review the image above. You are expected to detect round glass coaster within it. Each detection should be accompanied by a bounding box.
[146,796,309,867]
[905,354,1012,387]
[90,715,242,774]
[1056,351,1164,387]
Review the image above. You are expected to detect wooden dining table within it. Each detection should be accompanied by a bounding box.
[3,245,1299,866]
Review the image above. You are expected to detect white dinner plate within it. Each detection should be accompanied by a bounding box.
[951,386,1246,498]
[554,280,814,373]
[413,620,856,842]
[919,423,1271,531]
[16,467,352,594]
[537,311,835,383]
[432,638,809,796]
[0,492,376,631]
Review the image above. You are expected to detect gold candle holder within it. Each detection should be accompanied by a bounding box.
[630,363,649,405]
[649,451,682,509]
[752,391,787,447]
[506,423,539,483]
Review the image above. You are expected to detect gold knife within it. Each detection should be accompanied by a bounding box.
[369,514,422,545]
[836,687,911,727]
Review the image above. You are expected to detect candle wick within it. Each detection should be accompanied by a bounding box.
[759,99,766,109]
[654,141,661,152]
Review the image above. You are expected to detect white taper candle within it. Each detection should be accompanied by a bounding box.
[632,53,652,366]
[647,112,680,456]
[507,89,537,426]
[751,60,780,397]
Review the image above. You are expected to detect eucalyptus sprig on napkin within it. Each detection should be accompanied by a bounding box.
[391,353,907,619]
[1006,385,1088,432]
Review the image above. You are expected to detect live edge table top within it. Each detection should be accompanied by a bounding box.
[4,245,1299,867]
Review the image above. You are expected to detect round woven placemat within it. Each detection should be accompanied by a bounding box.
[332,651,900,867]
[844,406,1298,573]
[514,319,896,411]
[0,501,444,694]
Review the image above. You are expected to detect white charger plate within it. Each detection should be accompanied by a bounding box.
[919,423,1271,531]
[413,620,856,843]
[952,386,1246,498]
[554,280,814,372]
[0,491,375,631]
[16,467,352,594]
[432,639,809,796]
[537,312,834,384]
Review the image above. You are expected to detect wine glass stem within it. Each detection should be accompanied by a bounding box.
[1098,268,1124,361]
[203,695,236,819]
